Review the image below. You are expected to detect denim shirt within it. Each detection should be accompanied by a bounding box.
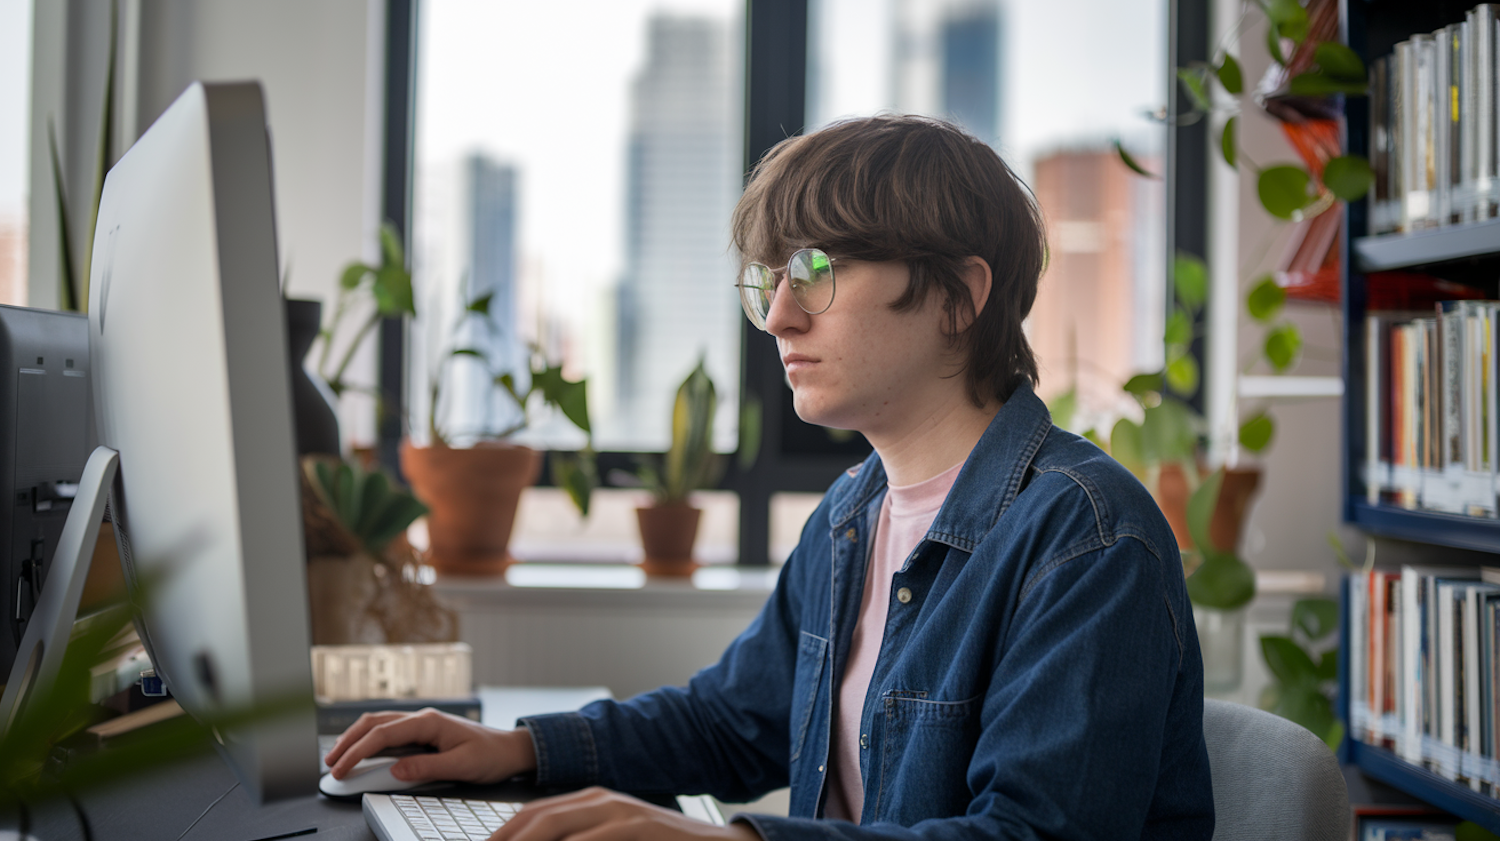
[520,385,1214,840]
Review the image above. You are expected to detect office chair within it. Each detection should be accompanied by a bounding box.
[1202,699,1349,841]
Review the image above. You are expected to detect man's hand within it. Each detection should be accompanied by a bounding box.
[323,708,535,784]
[491,787,761,841]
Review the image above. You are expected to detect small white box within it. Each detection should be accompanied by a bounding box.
[310,643,472,702]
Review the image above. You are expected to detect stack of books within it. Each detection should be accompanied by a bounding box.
[1370,5,1500,235]
[1365,301,1499,514]
[1350,567,1500,795]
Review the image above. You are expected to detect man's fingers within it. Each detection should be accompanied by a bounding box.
[324,711,409,769]
[330,717,434,778]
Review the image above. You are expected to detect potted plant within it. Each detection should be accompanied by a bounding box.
[632,358,721,576]
[399,291,596,575]
[301,456,456,645]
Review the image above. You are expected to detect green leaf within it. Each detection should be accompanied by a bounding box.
[364,495,429,553]
[340,262,371,290]
[1261,635,1319,685]
[1164,309,1193,347]
[49,120,79,313]
[1187,468,1224,554]
[737,393,763,472]
[1238,412,1275,453]
[1114,139,1159,179]
[1286,72,1368,97]
[1246,275,1286,322]
[1217,53,1244,94]
[1123,372,1164,397]
[467,291,494,315]
[1220,116,1237,168]
[372,265,415,317]
[1258,165,1314,219]
[379,222,404,268]
[555,378,591,434]
[451,347,486,359]
[1109,418,1145,475]
[1048,387,1078,432]
[552,451,597,518]
[1313,41,1366,82]
[1266,22,1287,65]
[1291,597,1339,641]
[1166,354,1200,397]
[1140,397,1198,463]
[497,372,523,406]
[1187,552,1256,610]
[354,469,391,536]
[1322,154,1373,201]
[1264,323,1303,371]
[1315,648,1338,682]
[1176,66,1212,112]
[1265,0,1309,43]
[1173,252,1208,310]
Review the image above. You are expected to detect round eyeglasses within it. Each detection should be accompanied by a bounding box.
[735,248,838,331]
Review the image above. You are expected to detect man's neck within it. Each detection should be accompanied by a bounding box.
[867,394,1002,487]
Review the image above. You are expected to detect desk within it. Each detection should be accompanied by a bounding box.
[14,687,630,841]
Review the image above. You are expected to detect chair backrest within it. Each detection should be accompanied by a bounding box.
[1202,699,1349,841]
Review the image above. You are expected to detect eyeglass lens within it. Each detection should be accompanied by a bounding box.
[737,248,835,331]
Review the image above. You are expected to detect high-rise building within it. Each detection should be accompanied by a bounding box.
[887,0,1005,144]
[940,3,1002,142]
[1028,147,1164,418]
[613,13,740,448]
[412,153,522,444]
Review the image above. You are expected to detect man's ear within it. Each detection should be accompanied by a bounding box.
[957,256,992,332]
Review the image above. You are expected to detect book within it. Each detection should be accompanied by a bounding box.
[1401,566,1480,766]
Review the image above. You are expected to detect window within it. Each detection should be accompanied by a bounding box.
[0,0,31,307]
[410,0,745,453]
[807,0,1169,426]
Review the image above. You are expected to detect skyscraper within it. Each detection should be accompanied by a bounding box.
[1028,146,1165,416]
[940,3,1002,142]
[613,13,740,448]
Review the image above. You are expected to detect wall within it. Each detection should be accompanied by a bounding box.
[29,0,385,443]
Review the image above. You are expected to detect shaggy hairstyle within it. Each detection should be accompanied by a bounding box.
[731,115,1046,406]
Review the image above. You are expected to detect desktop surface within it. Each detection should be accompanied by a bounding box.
[18,687,687,841]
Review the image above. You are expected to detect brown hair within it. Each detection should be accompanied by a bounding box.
[731,114,1045,405]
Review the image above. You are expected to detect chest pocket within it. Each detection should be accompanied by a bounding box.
[789,631,828,763]
[872,694,981,823]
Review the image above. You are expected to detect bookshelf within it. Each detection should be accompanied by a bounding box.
[1339,1,1500,831]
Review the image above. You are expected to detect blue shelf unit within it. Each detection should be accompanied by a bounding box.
[1337,0,1500,828]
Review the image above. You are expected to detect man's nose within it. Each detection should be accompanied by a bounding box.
[764,282,808,336]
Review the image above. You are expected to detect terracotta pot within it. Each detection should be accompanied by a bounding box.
[636,503,702,576]
[1156,464,1262,552]
[400,440,542,575]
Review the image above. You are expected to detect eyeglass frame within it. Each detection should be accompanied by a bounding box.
[734,247,842,332]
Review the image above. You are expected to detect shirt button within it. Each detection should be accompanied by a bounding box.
[859,734,868,749]
[897,587,912,604]
[845,528,857,541]
[818,764,825,772]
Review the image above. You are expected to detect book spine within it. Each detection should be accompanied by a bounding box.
[1402,567,1425,764]
[1440,301,1465,470]
[1437,25,1456,226]
[1369,315,1385,503]
[1472,5,1498,219]
[1440,582,1460,781]
[1466,587,1483,791]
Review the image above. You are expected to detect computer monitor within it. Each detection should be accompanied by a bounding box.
[86,80,317,802]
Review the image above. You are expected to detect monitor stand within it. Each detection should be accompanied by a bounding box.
[0,446,118,740]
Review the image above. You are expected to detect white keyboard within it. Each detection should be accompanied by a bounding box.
[364,794,520,841]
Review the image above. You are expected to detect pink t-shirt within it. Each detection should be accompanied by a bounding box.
[823,461,962,822]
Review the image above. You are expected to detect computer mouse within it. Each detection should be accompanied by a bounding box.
[319,756,430,800]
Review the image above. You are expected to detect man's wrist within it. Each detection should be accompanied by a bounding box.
[507,726,538,776]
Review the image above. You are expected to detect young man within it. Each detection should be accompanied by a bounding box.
[327,115,1214,840]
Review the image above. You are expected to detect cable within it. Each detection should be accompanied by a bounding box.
[64,790,93,841]
[173,781,238,841]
